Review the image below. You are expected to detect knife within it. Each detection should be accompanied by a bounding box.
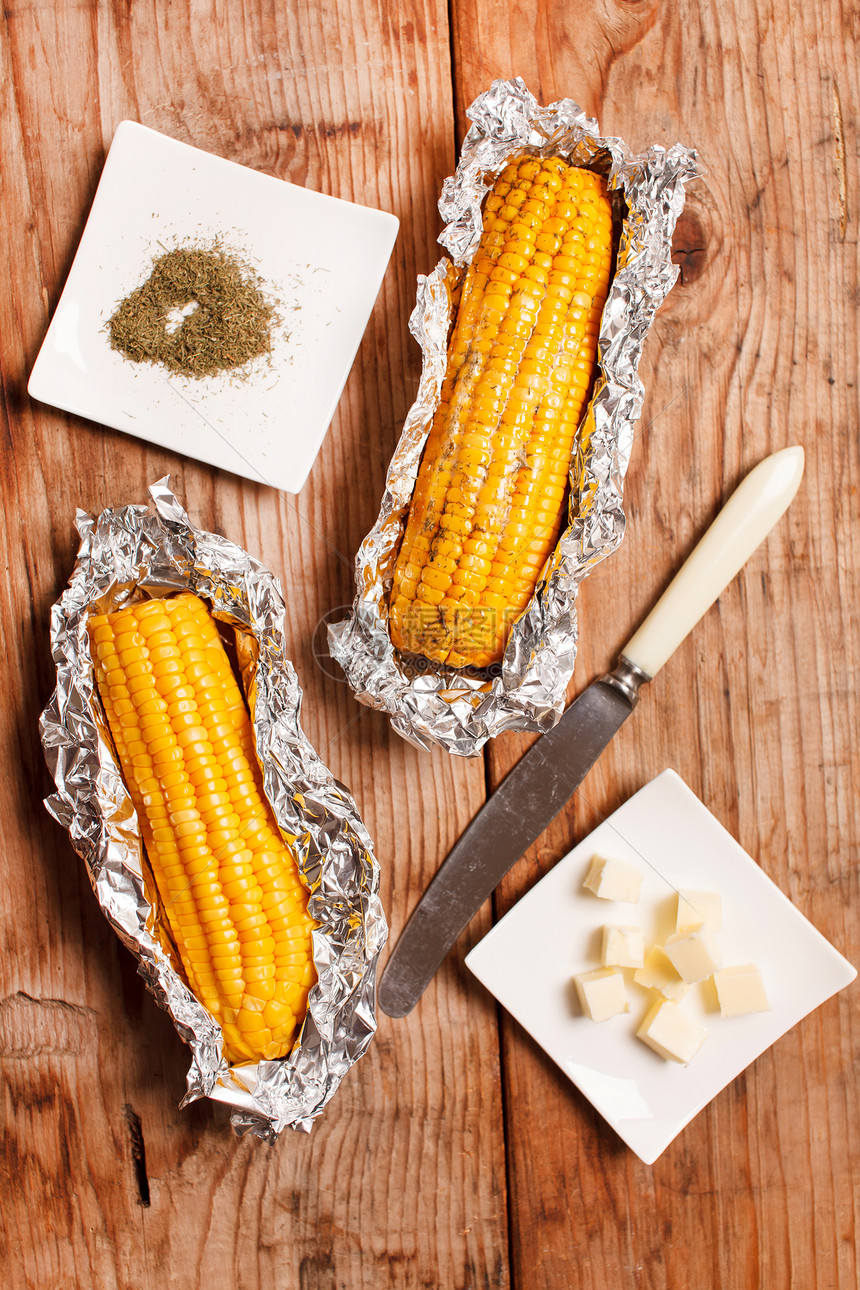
[378,445,805,1018]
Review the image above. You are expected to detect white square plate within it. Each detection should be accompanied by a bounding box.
[28,120,399,493]
[465,768,855,1164]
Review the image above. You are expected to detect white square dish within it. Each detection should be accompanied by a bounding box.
[465,768,855,1164]
[28,120,399,493]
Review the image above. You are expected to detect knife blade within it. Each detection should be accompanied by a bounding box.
[378,660,645,1018]
[378,445,806,1018]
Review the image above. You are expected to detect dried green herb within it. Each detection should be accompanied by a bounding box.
[108,244,275,379]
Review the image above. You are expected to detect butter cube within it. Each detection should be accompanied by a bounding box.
[573,968,629,1022]
[637,999,708,1064]
[601,924,646,970]
[713,964,770,1017]
[582,855,643,903]
[663,928,722,983]
[633,946,690,1002]
[676,889,722,933]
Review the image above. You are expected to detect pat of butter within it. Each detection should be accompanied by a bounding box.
[665,923,722,980]
[713,964,770,1017]
[675,889,722,933]
[663,928,722,983]
[601,924,645,970]
[583,855,643,903]
[573,968,629,1022]
[637,998,708,1064]
[633,946,690,1002]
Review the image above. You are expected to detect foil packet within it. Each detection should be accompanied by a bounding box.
[328,78,698,756]
[39,482,387,1139]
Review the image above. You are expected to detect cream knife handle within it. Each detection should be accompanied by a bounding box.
[622,446,805,679]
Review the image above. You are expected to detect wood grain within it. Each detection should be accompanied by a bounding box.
[2,0,859,1287]
[0,3,508,1287]
[451,1,860,1288]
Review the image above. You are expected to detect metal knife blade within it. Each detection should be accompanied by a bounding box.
[378,659,648,1018]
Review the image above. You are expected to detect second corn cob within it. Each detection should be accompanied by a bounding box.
[88,592,316,1065]
[389,154,613,668]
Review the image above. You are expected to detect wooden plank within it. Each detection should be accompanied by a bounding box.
[450,2,860,1287]
[0,3,510,1287]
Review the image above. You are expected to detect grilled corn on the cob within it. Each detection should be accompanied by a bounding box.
[88,592,315,1065]
[389,154,613,668]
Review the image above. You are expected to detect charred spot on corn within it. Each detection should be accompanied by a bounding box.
[389,154,614,670]
[88,592,316,1066]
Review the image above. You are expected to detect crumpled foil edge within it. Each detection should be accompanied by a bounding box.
[40,482,387,1140]
[329,77,698,756]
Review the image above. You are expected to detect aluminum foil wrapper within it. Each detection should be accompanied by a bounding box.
[329,78,698,755]
[39,482,387,1140]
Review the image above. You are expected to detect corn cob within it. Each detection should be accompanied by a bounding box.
[88,592,315,1065]
[389,154,613,668]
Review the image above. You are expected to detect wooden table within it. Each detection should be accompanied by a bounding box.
[3,3,858,1286]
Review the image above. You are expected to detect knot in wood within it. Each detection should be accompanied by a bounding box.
[672,209,710,286]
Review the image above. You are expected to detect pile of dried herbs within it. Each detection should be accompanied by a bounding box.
[107,244,275,379]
